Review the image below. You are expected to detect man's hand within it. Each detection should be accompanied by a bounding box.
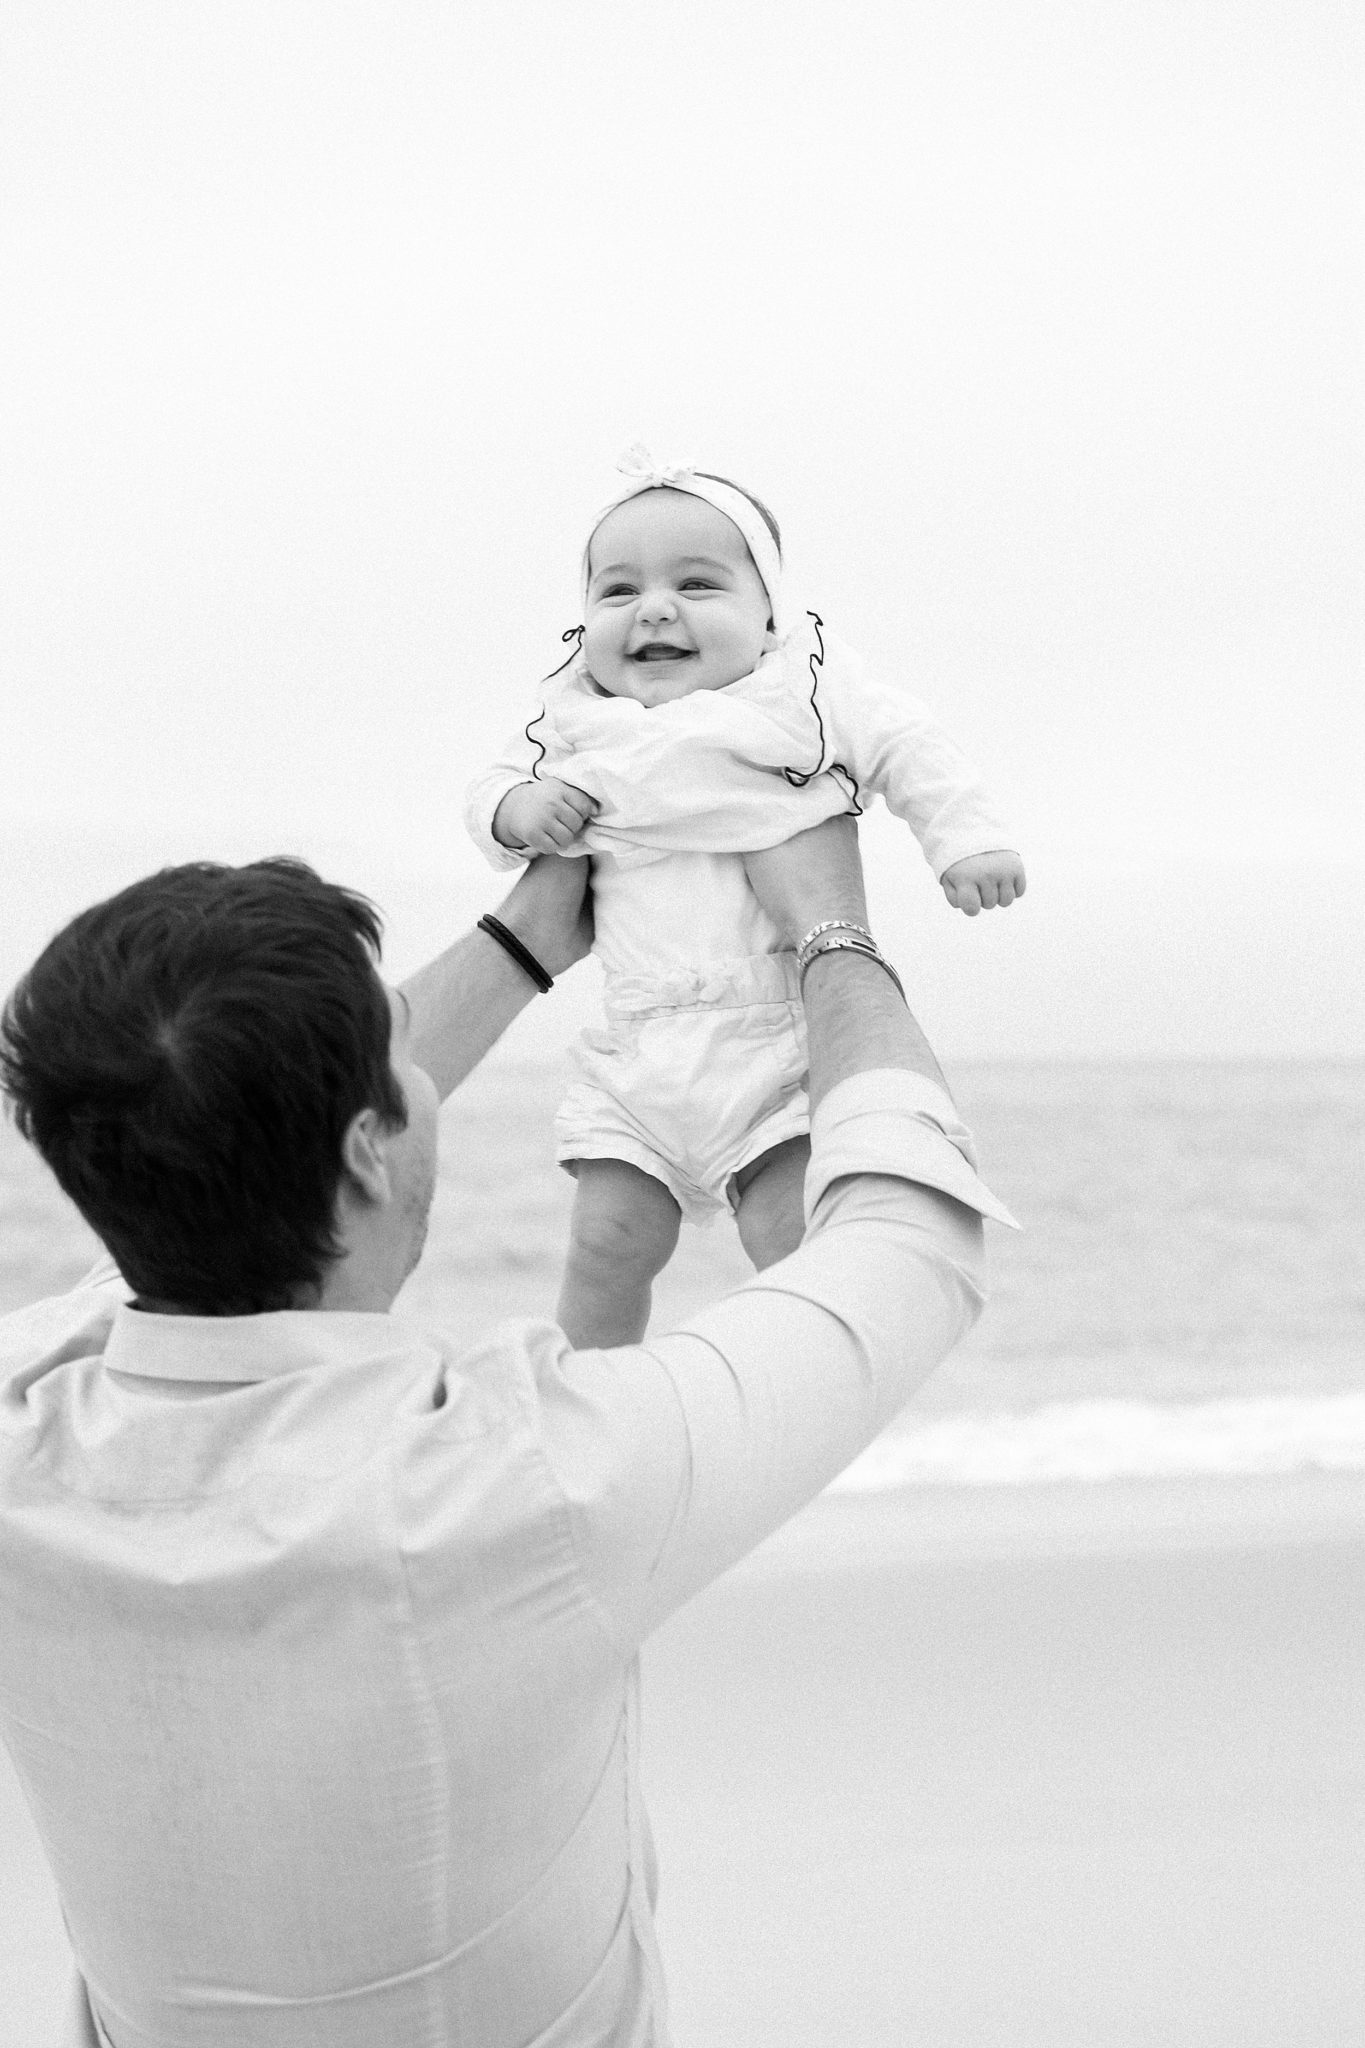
[492,778,598,855]
[940,851,1026,916]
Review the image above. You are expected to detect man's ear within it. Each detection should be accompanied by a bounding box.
[339,1108,392,1208]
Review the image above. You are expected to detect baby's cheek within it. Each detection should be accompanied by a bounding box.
[580,643,634,701]
[581,621,620,683]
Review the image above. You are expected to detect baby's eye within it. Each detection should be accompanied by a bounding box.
[598,583,636,600]
[679,578,718,592]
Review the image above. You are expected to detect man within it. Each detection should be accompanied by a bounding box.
[0,819,1011,2047]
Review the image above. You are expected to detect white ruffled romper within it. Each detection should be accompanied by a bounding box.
[466,616,1015,1223]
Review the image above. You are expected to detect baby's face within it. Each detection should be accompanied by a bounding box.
[582,490,775,707]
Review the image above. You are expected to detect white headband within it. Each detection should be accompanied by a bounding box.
[581,442,789,639]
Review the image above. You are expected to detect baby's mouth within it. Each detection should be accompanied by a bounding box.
[632,644,691,663]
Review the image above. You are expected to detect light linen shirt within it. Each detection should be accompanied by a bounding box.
[0,1072,1010,2048]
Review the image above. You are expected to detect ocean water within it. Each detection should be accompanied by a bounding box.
[2,1057,1361,1487]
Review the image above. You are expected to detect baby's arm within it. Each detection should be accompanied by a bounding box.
[815,634,1025,912]
[466,723,595,867]
[494,778,598,856]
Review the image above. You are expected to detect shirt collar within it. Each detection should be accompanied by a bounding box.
[102,1301,407,1384]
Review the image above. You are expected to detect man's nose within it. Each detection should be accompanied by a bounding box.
[636,585,678,623]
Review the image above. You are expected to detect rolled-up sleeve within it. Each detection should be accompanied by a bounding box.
[537,1071,1015,1646]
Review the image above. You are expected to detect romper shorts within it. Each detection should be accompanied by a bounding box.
[555,952,811,1225]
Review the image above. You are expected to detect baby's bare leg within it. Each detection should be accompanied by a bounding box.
[558,1158,682,1348]
[732,1135,812,1270]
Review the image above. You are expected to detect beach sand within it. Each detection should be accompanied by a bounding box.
[4,1474,1364,2047]
[642,1473,1365,2048]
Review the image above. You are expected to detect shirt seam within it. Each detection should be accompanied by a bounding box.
[510,1364,642,1664]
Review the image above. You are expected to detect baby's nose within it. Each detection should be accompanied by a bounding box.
[636,585,678,622]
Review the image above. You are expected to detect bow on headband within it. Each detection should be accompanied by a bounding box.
[613,441,701,489]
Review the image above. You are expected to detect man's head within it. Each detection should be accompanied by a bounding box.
[0,859,434,1315]
[582,483,783,708]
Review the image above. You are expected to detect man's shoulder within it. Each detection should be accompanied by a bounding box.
[311,1310,576,1457]
[0,1267,126,1398]
[432,1314,569,1419]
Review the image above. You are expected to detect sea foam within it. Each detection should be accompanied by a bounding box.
[831,1393,1365,1490]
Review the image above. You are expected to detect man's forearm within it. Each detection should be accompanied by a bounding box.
[801,949,948,1111]
[400,928,540,1102]
[400,856,592,1101]
[743,818,951,1111]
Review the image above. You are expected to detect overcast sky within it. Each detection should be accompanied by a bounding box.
[3,0,1361,1058]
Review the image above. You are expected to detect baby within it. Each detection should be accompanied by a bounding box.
[466,447,1024,1346]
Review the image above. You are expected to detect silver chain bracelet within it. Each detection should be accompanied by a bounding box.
[797,931,906,1001]
[795,918,876,963]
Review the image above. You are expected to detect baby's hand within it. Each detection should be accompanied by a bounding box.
[940,850,1027,915]
[492,778,598,856]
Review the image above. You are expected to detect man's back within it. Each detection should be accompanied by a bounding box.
[0,1272,664,2047]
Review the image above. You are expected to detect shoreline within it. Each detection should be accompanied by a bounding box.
[763,1462,1365,1571]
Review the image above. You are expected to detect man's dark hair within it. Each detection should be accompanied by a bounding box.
[0,859,406,1314]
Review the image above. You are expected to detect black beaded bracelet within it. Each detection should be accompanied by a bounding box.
[477,915,554,995]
